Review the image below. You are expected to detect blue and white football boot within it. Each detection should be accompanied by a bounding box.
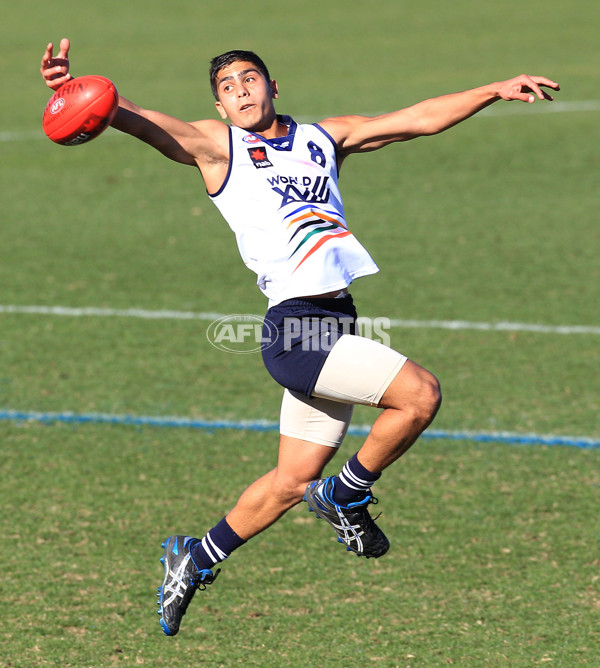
[157,535,220,636]
[304,477,389,558]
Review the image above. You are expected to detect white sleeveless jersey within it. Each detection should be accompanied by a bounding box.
[209,116,379,305]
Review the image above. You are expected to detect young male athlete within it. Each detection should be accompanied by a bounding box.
[41,38,559,636]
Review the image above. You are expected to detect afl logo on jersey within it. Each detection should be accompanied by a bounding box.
[242,133,262,144]
[248,147,273,169]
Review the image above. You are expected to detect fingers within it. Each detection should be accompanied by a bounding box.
[528,75,560,102]
[41,42,54,71]
[58,37,70,60]
[498,74,560,103]
[530,75,560,90]
[513,76,546,103]
[523,76,559,102]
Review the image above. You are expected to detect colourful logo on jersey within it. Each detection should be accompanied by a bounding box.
[248,147,273,169]
[283,205,351,272]
[242,133,262,144]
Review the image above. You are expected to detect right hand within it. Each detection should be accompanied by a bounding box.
[495,74,559,103]
[41,38,72,90]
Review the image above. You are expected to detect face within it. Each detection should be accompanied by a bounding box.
[214,60,278,131]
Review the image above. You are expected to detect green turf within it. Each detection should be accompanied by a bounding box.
[1,424,598,666]
[1,0,599,665]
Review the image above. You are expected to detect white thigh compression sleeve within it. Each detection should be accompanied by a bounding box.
[279,389,354,448]
[279,335,407,448]
[313,334,407,406]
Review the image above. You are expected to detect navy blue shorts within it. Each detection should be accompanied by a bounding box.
[261,295,358,397]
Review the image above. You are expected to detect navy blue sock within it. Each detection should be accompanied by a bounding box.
[331,452,381,505]
[190,517,246,571]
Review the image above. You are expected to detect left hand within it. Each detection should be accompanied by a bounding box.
[496,75,560,103]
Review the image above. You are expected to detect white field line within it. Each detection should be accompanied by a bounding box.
[3,101,599,143]
[1,304,598,335]
[0,127,120,142]
[478,100,600,116]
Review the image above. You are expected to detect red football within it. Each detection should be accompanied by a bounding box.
[43,75,119,146]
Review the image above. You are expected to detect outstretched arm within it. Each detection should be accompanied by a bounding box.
[40,39,229,173]
[110,97,228,168]
[322,75,560,156]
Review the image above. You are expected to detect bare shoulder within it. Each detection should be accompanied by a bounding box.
[318,110,420,155]
[318,115,376,155]
[184,118,231,167]
[189,118,230,137]
[318,115,365,143]
[185,119,231,191]
[189,119,230,150]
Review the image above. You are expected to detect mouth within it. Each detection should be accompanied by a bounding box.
[239,103,255,112]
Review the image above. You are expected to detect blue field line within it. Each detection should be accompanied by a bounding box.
[0,409,598,450]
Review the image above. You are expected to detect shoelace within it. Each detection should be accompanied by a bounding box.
[197,568,221,591]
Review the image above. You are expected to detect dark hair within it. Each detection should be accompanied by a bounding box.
[209,50,271,99]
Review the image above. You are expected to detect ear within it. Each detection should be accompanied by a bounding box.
[215,100,228,120]
[270,79,279,99]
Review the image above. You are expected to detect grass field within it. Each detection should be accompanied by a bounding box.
[2,1,599,666]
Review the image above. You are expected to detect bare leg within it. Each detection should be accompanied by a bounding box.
[225,435,338,540]
[223,361,440,541]
[357,359,442,473]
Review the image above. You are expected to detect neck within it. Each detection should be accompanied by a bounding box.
[247,114,289,139]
